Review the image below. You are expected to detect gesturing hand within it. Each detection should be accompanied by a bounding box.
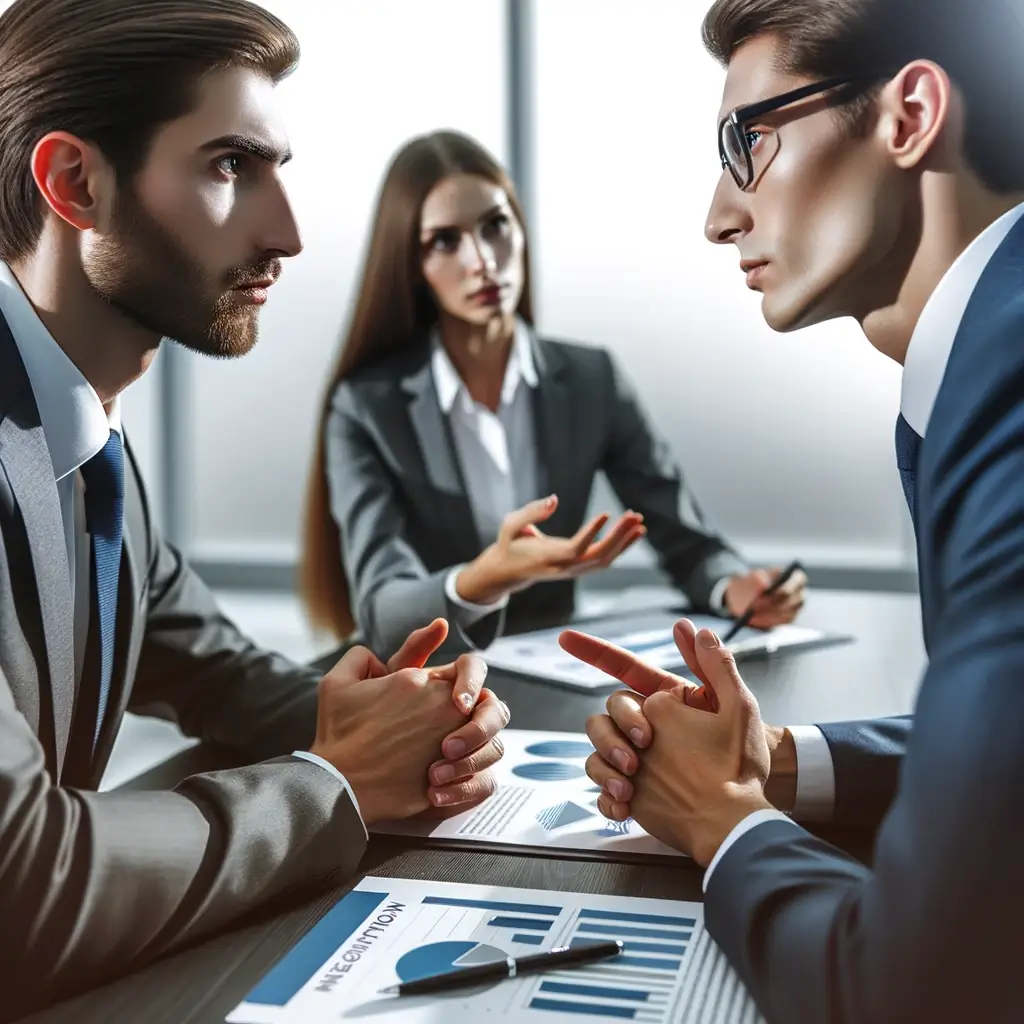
[456,495,646,605]
[311,619,510,824]
[560,619,773,865]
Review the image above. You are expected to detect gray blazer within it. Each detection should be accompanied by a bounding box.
[326,334,747,657]
[0,316,365,1020]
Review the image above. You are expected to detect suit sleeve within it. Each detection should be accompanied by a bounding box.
[0,656,366,1018]
[817,716,912,829]
[324,382,504,657]
[599,350,748,608]
[703,346,1024,1022]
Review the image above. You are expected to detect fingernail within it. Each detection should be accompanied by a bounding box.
[629,727,646,747]
[612,748,631,772]
[432,790,450,805]
[501,701,511,719]
[608,779,629,801]
[433,764,455,784]
[699,630,721,649]
[446,739,466,759]
[460,693,475,711]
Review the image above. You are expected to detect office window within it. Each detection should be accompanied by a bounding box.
[531,1,909,571]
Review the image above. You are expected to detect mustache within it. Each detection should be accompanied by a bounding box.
[227,259,282,288]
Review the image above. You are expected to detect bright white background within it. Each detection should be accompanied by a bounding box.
[532,1,908,571]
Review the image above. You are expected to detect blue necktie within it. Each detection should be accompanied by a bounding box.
[81,431,125,745]
[895,413,922,524]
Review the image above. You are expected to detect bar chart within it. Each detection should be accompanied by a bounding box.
[529,907,697,1022]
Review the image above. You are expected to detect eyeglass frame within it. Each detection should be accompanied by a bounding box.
[718,74,888,191]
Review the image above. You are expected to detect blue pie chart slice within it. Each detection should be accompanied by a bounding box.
[524,740,594,759]
[395,940,508,984]
[512,761,585,782]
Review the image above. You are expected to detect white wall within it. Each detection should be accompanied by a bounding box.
[532,1,910,572]
[186,0,510,564]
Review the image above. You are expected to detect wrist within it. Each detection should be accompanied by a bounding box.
[457,551,511,605]
[764,725,797,813]
[693,786,773,867]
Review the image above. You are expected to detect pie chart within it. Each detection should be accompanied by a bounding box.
[395,940,508,986]
[524,740,594,759]
[512,761,585,782]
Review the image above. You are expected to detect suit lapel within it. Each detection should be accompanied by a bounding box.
[0,317,75,768]
[402,352,482,561]
[531,339,574,535]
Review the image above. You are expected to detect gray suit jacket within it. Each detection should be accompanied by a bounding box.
[0,316,365,1020]
[326,334,747,657]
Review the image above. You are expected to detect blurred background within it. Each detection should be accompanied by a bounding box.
[131,0,913,598]
[0,1,917,779]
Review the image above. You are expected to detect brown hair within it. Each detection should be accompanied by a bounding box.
[300,130,535,639]
[702,0,1024,193]
[0,0,299,264]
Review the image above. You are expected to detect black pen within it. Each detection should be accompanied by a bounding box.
[378,940,623,997]
[721,559,805,644]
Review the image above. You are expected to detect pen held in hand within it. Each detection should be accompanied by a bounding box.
[379,940,624,997]
[721,559,805,644]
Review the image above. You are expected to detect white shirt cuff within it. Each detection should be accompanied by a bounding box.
[292,750,363,821]
[702,808,799,891]
[445,565,509,627]
[788,725,836,821]
[708,576,733,616]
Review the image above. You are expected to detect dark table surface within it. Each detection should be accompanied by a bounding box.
[20,588,926,1024]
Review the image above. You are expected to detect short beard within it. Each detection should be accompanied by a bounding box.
[83,185,279,359]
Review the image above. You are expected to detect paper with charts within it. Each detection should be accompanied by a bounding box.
[482,609,831,692]
[227,877,763,1024]
[373,729,681,860]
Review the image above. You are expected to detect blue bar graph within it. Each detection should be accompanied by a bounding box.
[617,954,683,970]
[530,997,636,1019]
[422,896,561,916]
[577,923,691,941]
[513,933,545,946]
[621,941,688,955]
[488,916,553,931]
[578,909,697,928]
[539,981,650,1002]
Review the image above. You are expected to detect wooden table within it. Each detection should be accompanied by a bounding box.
[19,589,926,1024]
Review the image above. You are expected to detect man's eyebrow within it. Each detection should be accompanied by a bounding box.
[200,133,292,166]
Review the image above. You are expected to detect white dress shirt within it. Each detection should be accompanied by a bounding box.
[704,199,1024,889]
[0,262,351,797]
[435,321,543,627]
[435,322,732,626]
[0,261,119,689]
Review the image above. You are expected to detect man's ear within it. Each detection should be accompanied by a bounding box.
[877,61,954,173]
[30,131,114,233]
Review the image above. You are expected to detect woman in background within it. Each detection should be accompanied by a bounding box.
[300,131,806,657]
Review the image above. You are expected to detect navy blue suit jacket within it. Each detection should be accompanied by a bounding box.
[706,216,1024,1021]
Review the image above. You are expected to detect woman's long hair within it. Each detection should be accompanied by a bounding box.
[299,130,535,640]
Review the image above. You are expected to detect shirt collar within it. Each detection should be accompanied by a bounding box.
[901,200,1024,437]
[0,261,121,481]
[431,319,538,415]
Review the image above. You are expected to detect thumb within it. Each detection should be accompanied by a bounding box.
[750,568,773,594]
[388,618,450,671]
[692,627,747,713]
[502,495,558,540]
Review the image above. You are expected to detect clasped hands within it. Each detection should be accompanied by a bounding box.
[310,618,509,826]
[561,619,790,867]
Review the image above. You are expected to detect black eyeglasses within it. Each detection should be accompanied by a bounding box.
[718,75,885,191]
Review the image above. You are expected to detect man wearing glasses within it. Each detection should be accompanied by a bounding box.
[569,0,1024,1019]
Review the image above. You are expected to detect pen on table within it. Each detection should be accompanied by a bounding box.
[378,940,624,997]
[721,559,805,644]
